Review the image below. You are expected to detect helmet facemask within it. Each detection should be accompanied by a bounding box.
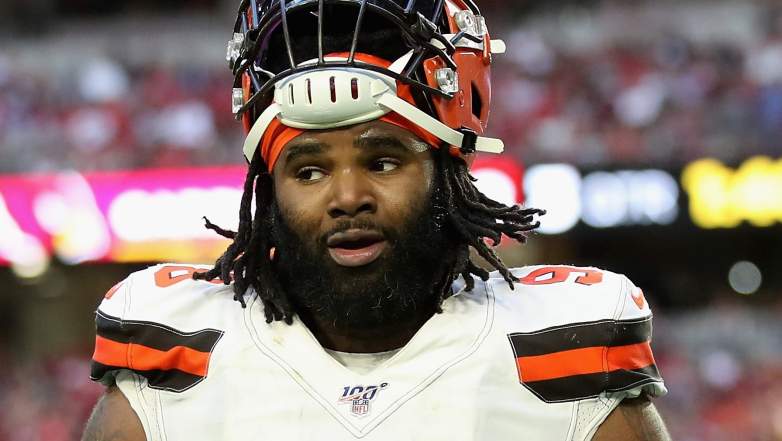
[228,0,507,165]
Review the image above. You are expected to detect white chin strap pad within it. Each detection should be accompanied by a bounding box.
[374,84,504,154]
[242,56,504,163]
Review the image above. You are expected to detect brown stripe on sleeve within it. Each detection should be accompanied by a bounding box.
[90,311,223,392]
[508,317,652,358]
[521,365,662,403]
[508,317,661,403]
[96,311,223,353]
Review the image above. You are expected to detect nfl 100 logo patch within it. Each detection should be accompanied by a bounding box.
[337,383,389,417]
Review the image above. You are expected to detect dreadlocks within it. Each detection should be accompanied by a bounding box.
[193,145,544,324]
[195,9,543,322]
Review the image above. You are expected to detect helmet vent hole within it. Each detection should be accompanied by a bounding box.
[471,82,483,119]
[289,84,295,105]
[330,76,337,102]
[351,78,359,100]
[306,79,312,104]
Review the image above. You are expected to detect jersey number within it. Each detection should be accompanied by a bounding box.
[154,265,223,288]
[518,266,603,286]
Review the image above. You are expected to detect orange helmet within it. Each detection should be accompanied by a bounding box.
[226,0,507,167]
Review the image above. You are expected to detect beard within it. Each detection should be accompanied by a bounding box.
[270,189,455,332]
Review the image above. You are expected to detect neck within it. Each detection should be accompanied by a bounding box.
[295,304,438,353]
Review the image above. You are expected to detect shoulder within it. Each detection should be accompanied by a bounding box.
[484,264,650,329]
[90,263,236,392]
[96,263,236,325]
[476,264,666,404]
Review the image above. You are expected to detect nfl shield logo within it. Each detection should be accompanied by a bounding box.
[351,399,371,416]
[338,383,389,418]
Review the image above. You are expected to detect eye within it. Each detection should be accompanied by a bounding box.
[296,167,327,182]
[370,158,400,173]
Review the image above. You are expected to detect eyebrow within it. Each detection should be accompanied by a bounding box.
[282,133,419,165]
[283,140,328,164]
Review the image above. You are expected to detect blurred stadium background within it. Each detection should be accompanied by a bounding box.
[1,0,782,439]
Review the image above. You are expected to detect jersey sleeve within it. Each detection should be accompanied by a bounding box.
[572,276,668,441]
[506,267,666,403]
[604,275,666,399]
[89,264,226,393]
[90,274,133,387]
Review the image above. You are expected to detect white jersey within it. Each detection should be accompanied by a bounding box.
[90,263,666,441]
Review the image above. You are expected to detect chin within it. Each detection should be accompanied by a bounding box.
[327,260,390,291]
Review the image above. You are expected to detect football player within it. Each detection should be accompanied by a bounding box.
[82,0,670,440]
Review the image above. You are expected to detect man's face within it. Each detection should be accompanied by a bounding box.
[271,120,452,330]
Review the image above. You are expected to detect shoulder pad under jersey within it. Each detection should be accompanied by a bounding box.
[490,265,666,403]
[90,264,235,392]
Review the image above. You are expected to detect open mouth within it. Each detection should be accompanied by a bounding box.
[326,229,387,267]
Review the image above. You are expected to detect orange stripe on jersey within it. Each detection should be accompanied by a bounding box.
[93,335,211,377]
[517,342,655,383]
[607,341,656,372]
[517,346,604,382]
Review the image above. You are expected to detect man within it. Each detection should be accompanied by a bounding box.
[83,0,670,439]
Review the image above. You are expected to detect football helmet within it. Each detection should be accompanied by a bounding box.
[226,0,507,165]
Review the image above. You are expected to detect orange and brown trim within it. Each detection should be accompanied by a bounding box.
[507,317,662,403]
[90,311,223,392]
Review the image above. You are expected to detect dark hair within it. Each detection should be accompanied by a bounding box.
[194,146,542,323]
[194,6,543,323]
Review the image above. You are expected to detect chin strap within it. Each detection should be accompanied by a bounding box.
[372,80,504,155]
[243,102,282,162]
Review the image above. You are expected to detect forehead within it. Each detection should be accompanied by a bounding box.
[280,120,430,160]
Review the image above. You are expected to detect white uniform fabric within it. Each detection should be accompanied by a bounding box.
[324,348,402,375]
[91,263,666,441]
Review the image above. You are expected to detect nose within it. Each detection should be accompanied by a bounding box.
[327,169,377,218]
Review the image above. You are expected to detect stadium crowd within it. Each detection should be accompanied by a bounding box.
[1,3,782,173]
[492,30,782,167]
[0,350,102,441]
[0,59,240,173]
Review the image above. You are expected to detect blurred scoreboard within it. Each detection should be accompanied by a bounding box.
[0,167,242,276]
[0,155,780,277]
